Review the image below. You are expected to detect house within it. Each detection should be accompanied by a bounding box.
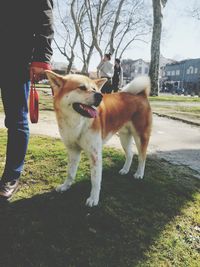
[162,58,200,95]
[122,55,174,78]
[121,56,174,85]
[121,59,149,83]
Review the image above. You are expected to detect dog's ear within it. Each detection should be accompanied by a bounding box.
[94,78,107,91]
[45,70,64,95]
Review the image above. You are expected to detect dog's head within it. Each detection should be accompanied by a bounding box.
[45,71,107,118]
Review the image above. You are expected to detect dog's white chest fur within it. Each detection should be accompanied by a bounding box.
[58,114,99,151]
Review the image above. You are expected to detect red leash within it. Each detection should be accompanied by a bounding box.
[29,78,39,123]
[29,63,52,123]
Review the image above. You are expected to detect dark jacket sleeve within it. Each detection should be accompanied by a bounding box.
[32,0,54,63]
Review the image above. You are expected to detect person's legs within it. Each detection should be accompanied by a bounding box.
[101,79,112,94]
[0,79,30,197]
[112,82,119,93]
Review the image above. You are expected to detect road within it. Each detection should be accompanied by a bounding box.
[0,112,200,176]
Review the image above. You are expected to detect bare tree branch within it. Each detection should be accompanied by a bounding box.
[109,0,126,54]
[54,0,151,72]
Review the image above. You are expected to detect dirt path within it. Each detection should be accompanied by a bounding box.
[0,111,200,177]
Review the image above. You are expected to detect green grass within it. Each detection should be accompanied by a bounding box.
[149,95,200,102]
[152,105,200,114]
[37,92,200,123]
[0,129,200,267]
[0,89,54,113]
[37,89,54,111]
[1,91,200,121]
[35,83,51,88]
[151,104,200,124]
[149,95,200,123]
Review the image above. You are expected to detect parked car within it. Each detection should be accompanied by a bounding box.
[38,79,49,84]
[176,87,185,95]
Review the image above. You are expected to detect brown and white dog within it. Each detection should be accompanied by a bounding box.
[45,71,152,207]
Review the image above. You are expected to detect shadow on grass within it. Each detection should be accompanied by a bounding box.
[0,151,199,267]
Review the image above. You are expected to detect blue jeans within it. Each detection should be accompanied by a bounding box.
[1,80,30,181]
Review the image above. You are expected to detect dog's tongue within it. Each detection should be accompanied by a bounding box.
[80,104,97,118]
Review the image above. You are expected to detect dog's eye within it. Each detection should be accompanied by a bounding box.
[92,87,96,92]
[78,85,87,91]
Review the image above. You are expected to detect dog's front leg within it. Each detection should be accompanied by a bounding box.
[56,148,81,192]
[86,149,102,207]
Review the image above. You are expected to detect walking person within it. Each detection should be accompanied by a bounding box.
[112,58,123,92]
[0,0,54,199]
[97,53,114,94]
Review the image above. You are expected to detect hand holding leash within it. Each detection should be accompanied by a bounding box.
[29,62,52,123]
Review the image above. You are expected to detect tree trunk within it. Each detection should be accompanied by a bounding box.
[149,0,163,96]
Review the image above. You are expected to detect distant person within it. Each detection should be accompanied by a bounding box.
[112,58,123,92]
[97,53,114,94]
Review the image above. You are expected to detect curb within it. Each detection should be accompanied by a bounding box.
[153,112,200,127]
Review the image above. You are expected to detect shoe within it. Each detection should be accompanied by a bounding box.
[0,180,19,199]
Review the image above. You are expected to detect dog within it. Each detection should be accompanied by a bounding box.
[45,71,152,207]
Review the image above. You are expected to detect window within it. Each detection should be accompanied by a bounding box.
[187,66,194,74]
[176,70,180,75]
[167,71,171,76]
[138,67,142,74]
[145,67,148,74]
[171,70,175,76]
[186,66,196,74]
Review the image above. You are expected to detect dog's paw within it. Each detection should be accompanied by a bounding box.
[86,196,99,207]
[56,183,71,193]
[119,168,129,175]
[134,172,144,179]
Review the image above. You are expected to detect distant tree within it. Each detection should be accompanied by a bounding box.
[192,8,200,20]
[53,0,86,73]
[149,0,167,96]
[54,0,151,73]
[188,1,200,20]
[111,0,151,59]
[85,0,150,60]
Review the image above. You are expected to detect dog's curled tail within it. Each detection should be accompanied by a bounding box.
[122,76,151,96]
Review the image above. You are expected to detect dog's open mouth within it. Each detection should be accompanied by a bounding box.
[73,103,98,118]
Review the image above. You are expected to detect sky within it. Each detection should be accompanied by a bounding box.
[52,0,200,71]
[161,0,200,61]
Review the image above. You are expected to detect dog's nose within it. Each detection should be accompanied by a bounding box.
[94,93,103,106]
